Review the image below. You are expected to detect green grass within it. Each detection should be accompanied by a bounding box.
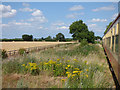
[2,43,114,88]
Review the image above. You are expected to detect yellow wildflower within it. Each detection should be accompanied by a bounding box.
[74,68,79,71]
[61,79,65,82]
[67,73,71,78]
[30,68,33,70]
[72,74,76,78]
[67,65,70,68]
[67,60,70,62]
[84,60,87,64]
[32,63,37,66]
[85,69,88,71]
[29,63,33,66]
[49,60,54,64]
[66,67,68,69]
[44,63,48,65]
[66,72,70,74]
[25,66,28,68]
[22,64,25,66]
[86,75,88,78]
[73,71,79,74]
[74,59,77,61]
[57,59,60,62]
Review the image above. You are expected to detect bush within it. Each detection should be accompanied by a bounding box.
[2,49,8,59]
[3,60,21,74]
[80,39,88,47]
[18,48,26,55]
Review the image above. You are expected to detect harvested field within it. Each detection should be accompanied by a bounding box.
[0,41,75,51]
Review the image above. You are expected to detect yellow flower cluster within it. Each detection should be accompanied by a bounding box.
[22,62,38,71]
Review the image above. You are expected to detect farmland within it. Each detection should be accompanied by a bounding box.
[1,41,75,51]
[2,42,115,88]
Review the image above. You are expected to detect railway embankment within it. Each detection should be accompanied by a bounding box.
[2,43,115,88]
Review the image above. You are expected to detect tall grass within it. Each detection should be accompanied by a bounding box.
[2,43,114,88]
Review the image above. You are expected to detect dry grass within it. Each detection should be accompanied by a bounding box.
[1,41,74,51]
[2,43,115,88]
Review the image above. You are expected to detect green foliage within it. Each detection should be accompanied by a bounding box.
[69,20,95,43]
[18,48,26,55]
[95,36,102,40]
[104,21,113,35]
[2,38,23,41]
[3,60,21,74]
[2,49,8,59]
[80,39,88,47]
[56,33,65,41]
[22,34,33,41]
[3,57,38,74]
[2,44,113,88]
[45,36,52,41]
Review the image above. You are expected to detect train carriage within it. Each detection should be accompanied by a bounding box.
[102,13,120,85]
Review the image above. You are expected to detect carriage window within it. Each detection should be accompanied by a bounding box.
[112,36,114,52]
[115,35,119,55]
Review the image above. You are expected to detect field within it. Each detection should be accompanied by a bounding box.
[2,42,115,88]
[1,41,75,51]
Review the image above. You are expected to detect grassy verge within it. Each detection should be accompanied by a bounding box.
[2,43,114,88]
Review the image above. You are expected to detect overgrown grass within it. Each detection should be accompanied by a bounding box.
[2,43,114,88]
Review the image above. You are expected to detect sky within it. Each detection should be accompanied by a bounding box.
[1,2,119,39]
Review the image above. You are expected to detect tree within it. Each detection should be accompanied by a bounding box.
[104,21,113,35]
[95,36,102,40]
[56,33,65,41]
[69,20,88,41]
[87,31,95,43]
[34,38,38,41]
[22,34,33,41]
[69,20,95,43]
[45,36,52,41]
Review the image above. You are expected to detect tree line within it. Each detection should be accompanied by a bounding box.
[1,20,102,43]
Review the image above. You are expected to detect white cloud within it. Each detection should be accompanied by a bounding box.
[28,16,48,23]
[19,8,35,12]
[22,3,30,7]
[7,20,31,26]
[92,5,115,12]
[1,24,9,27]
[89,18,107,22]
[88,24,104,32]
[56,26,69,30]
[0,5,17,18]
[88,24,97,28]
[32,10,43,16]
[66,13,84,19]
[27,9,48,23]
[111,13,118,20]
[69,5,84,11]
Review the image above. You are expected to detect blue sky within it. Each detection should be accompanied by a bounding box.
[1,2,119,39]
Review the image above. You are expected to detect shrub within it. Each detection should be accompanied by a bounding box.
[2,49,8,59]
[18,48,26,55]
[2,60,21,74]
[80,39,88,47]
